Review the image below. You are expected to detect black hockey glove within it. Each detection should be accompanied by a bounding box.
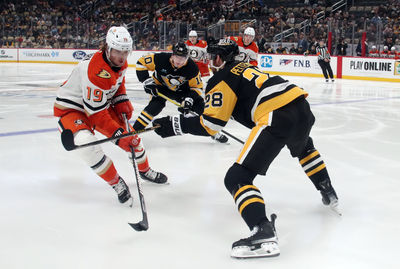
[143,77,158,97]
[153,116,183,138]
[178,95,204,116]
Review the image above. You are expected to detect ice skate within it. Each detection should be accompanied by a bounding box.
[139,168,168,184]
[231,214,280,259]
[211,132,229,143]
[319,179,341,216]
[112,177,132,205]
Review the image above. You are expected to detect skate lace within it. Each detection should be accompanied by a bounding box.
[113,180,126,194]
[244,226,259,239]
[145,169,159,180]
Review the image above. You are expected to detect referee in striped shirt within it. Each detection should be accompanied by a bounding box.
[316,40,334,82]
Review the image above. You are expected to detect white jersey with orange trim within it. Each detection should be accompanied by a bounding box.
[54,50,127,116]
[229,36,259,66]
[185,39,210,77]
[185,39,207,62]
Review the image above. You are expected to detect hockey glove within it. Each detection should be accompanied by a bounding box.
[178,97,194,116]
[114,128,141,152]
[112,94,133,120]
[178,95,205,116]
[143,77,158,97]
[153,116,183,138]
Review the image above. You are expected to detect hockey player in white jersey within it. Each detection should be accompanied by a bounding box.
[54,26,167,204]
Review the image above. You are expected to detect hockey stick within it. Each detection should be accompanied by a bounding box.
[156,91,245,145]
[61,125,159,151]
[123,114,149,232]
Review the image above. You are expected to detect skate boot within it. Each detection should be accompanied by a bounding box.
[211,132,228,143]
[112,177,132,204]
[139,168,168,184]
[231,214,280,259]
[319,179,338,207]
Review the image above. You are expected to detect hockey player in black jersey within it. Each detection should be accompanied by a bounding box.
[133,42,204,129]
[134,41,228,143]
[152,39,339,259]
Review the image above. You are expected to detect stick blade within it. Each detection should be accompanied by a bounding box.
[128,222,148,231]
[61,129,76,151]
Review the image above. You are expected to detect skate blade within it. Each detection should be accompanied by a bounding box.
[330,204,342,216]
[231,242,280,259]
[128,197,134,208]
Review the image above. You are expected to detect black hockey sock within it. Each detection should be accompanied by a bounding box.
[233,185,267,229]
[299,149,330,190]
[133,110,153,131]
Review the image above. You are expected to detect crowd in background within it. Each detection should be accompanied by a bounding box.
[1,0,400,57]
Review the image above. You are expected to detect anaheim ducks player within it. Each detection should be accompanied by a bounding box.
[152,39,339,258]
[133,42,205,132]
[185,30,209,77]
[54,26,167,204]
[230,27,258,66]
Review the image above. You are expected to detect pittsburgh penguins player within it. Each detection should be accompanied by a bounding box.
[152,39,339,259]
[133,42,203,129]
[134,41,228,143]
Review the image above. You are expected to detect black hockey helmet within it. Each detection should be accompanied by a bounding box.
[207,38,239,63]
[172,41,189,57]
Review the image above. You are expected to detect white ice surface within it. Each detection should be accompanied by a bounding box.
[0,63,399,269]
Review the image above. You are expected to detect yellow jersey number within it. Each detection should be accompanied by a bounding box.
[243,68,269,89]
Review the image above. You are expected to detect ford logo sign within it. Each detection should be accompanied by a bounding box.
[73,50,87,60]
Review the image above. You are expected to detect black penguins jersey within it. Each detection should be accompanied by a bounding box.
[182,61,308,136]
[136,52,203,96]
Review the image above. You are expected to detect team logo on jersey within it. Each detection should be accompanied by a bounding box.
[162,74,185,90]
[97,69,111,79]
[190,49,199,58]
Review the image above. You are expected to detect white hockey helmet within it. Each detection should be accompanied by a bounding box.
[391,46,396,51]
[383,45,388,50]
[106,26,132,52]
[189,30,198,37]
[244,27,255,37]
[372,45,376,49]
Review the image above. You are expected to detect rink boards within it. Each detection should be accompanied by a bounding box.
[1,48,400,82]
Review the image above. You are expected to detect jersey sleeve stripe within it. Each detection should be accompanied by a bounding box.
[252,86,308,123]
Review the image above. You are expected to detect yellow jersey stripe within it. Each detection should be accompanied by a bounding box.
[253,87,307,122]
[236,124,263,164]
[300,151,319,165]
[239,198,265,214]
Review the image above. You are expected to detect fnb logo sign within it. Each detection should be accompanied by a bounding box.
[293,60,311,68]
[260,56,273,68]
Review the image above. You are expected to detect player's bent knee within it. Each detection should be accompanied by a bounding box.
[74,130,105,166]
[224,163,257,195]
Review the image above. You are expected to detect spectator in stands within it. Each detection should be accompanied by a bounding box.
[297,45,305,55]
[275,44,287,54]
[297,33,309,51]
[356,39,369,57]
[289,44,297,54]
[264,44,275,54]
[336,39,348,56]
